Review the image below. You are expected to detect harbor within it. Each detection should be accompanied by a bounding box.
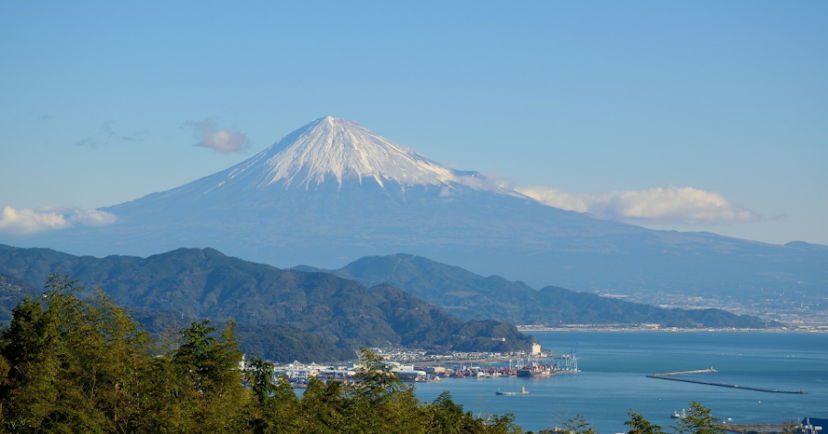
[245,330,824,432]
[270,355,576,388]
[257,332,820,432]
[269,342,580,388]
[412,331,826,434]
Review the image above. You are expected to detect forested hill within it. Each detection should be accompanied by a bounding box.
[124,306,355,363]
[1,271,355,362]
[320,254,777,328]
[0,244,536,353]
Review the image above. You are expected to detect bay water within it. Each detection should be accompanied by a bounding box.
[413,332,828,433]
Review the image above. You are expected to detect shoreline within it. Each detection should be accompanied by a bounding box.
[414,355,523,367]
[517,326,828,333]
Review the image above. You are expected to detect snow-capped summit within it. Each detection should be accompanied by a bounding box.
[257,116,455,188]
[218,116,497,192]
[119,116,516,211]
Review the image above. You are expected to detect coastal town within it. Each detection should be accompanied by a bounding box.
[267,343,580,388]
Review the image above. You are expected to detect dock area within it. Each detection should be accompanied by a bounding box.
[723,423,789,434]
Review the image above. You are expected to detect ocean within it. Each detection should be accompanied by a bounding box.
[413,332,828,433]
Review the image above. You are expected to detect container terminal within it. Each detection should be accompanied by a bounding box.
[265,342,579,388]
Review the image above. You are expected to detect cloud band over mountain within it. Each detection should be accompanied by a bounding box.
[516,185,760,224]
[0,206,117,235]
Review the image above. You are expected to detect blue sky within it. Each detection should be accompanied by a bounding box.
[1,1,826,245]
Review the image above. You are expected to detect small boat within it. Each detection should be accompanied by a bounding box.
[671,409,686,419]
[495,386,529,396]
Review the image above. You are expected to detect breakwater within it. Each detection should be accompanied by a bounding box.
[647,368,806,394]
[650,368,717,377]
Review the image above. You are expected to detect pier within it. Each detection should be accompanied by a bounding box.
[647,368,806,394]
[723,423,789,434]
[650,368,717,377]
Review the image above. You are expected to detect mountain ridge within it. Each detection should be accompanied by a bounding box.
[3,117,825,315]
[308,253,779,328]
[0,243,536,353]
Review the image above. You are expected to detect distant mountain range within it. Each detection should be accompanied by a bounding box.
[0,244,536,359]
[3,117,825,314]
[2,241,778,334]
[299,254,778,328]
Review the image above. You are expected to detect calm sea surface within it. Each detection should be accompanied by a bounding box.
[413,332,828,433]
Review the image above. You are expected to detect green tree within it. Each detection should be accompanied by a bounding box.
[0,294,58,431]
[565,414,597,434]
[349,347,405,405]
[625,410,664,434]
[427,391,482,434]
[170,320,249,433]
[344,348,426,433]
[0,273,156,433]
[482,412,524,434]
[300,377,350,433]
[245,356,303,434]
[673,402,724,434]
[0,274,536,434]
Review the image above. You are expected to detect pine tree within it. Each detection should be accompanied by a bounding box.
[674,402,724,434]
[625,410,664,434]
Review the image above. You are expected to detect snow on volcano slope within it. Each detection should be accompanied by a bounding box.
[150,117,515,206]
[256,116,457,188]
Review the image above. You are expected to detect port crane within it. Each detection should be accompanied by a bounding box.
[548,341,579,372]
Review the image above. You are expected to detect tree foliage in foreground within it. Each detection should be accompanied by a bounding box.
[526,403,723,434]
[0,273,728,434]
[0,274,523,434]
[673,402,725,434]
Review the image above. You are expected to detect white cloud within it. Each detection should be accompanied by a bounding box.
[187,120,252,154]
[516,185,760,224]
[0,207,69,235]
[515,187,590,213]
[455,174,492,191]
[66,208,119,226]
[0,206,117,235]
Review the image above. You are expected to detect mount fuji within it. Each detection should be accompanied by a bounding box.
[7,117,826,312]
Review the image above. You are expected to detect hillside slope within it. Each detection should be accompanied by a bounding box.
[126,307,355,363]
[324,254,777,328]
[0,244,535,352]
